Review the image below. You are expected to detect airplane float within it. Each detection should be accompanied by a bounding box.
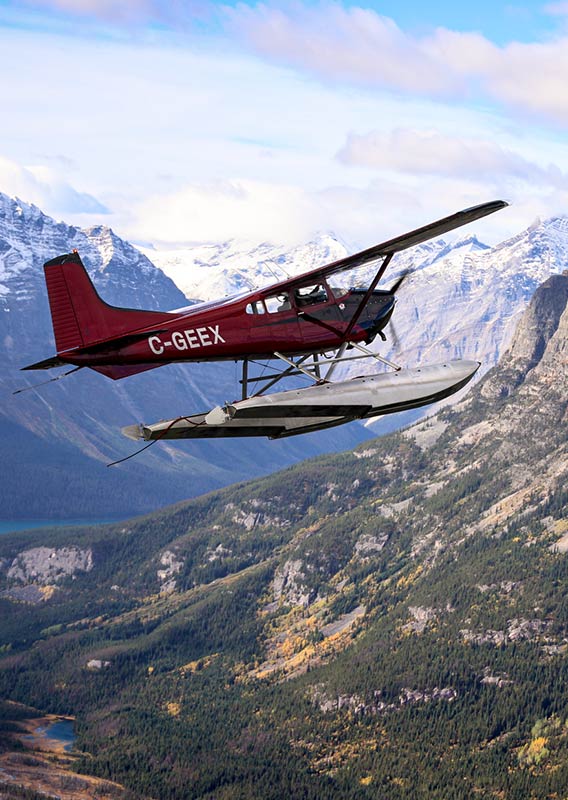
[22,200,508,442]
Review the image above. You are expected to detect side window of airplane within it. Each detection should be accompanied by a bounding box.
[294,284,328,307]
[265,293,291,313]
[245,301,266,315]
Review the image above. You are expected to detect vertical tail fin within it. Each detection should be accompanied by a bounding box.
[43,252,172,353]
[44,253,85,352]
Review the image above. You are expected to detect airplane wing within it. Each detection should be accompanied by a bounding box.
[258,200,508,296]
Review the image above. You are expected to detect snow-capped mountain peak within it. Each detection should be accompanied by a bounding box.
[140,233,349,302]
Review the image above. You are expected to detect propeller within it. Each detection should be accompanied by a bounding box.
[388,268,412,295]
[385,268,413,352]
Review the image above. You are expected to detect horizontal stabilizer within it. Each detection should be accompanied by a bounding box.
[74,328,169,355]
[21,355,67,371]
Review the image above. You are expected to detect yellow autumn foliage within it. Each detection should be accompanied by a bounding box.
[396,565,423,589]
[165,701,181,717]
[518,736,550,766]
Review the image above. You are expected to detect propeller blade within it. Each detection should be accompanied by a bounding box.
[389,268,412,294]
[388,319,402,352]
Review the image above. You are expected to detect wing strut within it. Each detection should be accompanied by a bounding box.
[344,253,393,339]
[297,310,343,337]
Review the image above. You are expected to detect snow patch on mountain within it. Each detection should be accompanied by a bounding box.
[140,234,348,301]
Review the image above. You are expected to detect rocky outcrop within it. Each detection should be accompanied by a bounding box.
[157,550,184,594]
[5,546,93,586]
[273,559,315,607]
[460,618,549,645]
[483,271,568,396]
[354,534,389,557]
[311,684,457,716]
[231,506,288,531]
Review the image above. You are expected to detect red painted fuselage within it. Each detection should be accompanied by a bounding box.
[34,251,395,380]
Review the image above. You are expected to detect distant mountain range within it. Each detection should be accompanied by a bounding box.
[0,270,566,799]
[2,191,567,518]
[145,215,568,435]
[0,193,367,519]
[147,217,568,383]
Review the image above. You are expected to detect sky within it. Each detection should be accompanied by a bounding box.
[1,0,568,249]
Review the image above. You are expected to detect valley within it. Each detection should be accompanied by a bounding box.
[0,272,566,798]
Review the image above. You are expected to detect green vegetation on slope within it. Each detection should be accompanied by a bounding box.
[0,277,567,798]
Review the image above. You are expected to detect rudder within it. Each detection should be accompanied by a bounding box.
[44,254,85,352]
[43,252,172,354]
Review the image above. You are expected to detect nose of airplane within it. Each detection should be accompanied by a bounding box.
[378,294,396,320]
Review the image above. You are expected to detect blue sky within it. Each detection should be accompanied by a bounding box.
[1,0,568,248]
[349,1,557,42]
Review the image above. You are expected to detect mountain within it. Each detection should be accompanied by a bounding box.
[147,219,568,389]
[384,217,568,369]
[143,217,568,438]
[0,194,368,519]
[140,234,348,301]
[0,272,566,799]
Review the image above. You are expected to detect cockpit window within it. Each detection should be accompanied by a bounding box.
[294,284,328,307]
[265,293,291,313]
[245,301,266,315]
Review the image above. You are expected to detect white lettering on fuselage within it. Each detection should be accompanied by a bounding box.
[148,325,225,355]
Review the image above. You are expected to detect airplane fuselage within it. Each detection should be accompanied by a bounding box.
[60,285,395,369]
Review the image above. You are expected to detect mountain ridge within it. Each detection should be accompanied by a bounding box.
[0,192,368,519]
[2,188,567,519]
[0,270,566,798]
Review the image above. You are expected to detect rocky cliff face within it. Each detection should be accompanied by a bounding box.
[482,270,568,395]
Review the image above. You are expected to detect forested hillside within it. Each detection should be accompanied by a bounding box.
[0,272,567,798]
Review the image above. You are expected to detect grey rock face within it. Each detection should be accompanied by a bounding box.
[273,558,314,607]
[482,271,568,400]
[354,533,389,557]
[157,549,184,593]
[6,545,93,585]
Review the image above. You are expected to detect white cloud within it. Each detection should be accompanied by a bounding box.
[10,1,568,123]
[226,3,462,96]
[311,176,568,251]
[429,27,568,123]
[125,169,562,252]
[130,178,323,246]
[544,2,568,15]
[0,156,108,216]
[337,128,568,188]
[225,2,568,124]
[2,20,567,252]
[16,0,204,24]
